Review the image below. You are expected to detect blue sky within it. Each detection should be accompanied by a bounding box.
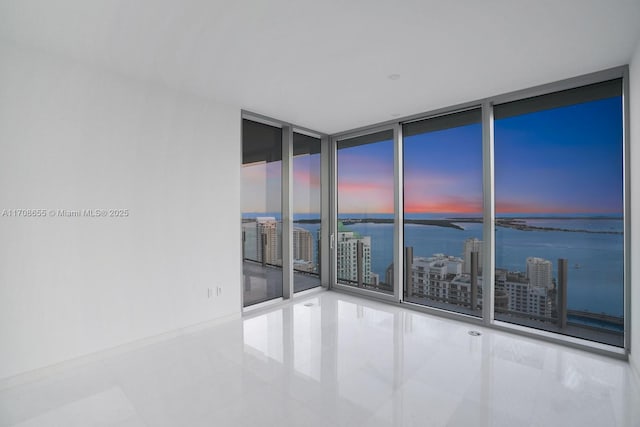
[335,96,622,215]
[244,96,623,216]
[495,96,622,214]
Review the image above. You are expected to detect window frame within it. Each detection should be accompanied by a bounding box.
[241,111,329,311]
[326,66,629,358]
[241,66,630,358]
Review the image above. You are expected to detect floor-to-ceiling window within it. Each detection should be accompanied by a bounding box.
[329,71,627,352]
[242,70,626,351]
[242,119,283,306]
[494,79,624,347]
[336,129,395,295]
[403,109,483,317]
[242,117,326,307]
[293,132,322,292]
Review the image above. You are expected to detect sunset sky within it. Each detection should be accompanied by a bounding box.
[495,96,622,214]
[337,141,395,214]
[404,124,482,214]
[242,153,321,214]
[244,96,622,217]
[336,96,622,215]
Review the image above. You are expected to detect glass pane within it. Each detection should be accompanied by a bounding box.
[403,109,483,316]
[293,132,322,292]
[336,129,394,294]
[494,80,624,346]
[242,119,283,306]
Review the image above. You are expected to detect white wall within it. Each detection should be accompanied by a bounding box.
[0,41,241,380]
[630,38,640,378]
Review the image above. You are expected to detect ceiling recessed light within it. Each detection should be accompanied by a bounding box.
[388,74,401,80]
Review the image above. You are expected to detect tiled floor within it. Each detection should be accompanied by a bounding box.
[1,290,639,427]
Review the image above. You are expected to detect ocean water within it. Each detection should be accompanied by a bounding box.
[341,217,623,317]
[245,213,624,317]
[495,223,623,316]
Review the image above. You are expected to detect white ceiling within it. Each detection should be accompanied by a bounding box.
[1,0,639,134]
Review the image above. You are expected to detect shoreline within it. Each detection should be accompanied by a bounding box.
[293,217,623,235]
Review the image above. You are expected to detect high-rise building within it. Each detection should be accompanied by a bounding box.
[385,263,394,289]
[336,230,372,285]
[463,238,482,274]
[409,254,464,302]
[495,268,553,318]
[526,257,553,289]
[293,227,313,263]
[242,221,258,261]
[256,217,281,265]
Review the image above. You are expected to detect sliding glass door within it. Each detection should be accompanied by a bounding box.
[242,119,283,306]
[293,132,322,293]
[242,117,326,307]
[402,109,483,316]
[335,129,395,295]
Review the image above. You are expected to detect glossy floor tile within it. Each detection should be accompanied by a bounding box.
[1,290,639,427]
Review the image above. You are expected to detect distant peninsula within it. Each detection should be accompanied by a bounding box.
[492,217,622,235]
[294,216,623,235]
[295,217,462,230]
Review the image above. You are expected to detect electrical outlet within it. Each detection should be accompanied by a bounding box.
[216,286,222,296]
[207,288,212,298]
